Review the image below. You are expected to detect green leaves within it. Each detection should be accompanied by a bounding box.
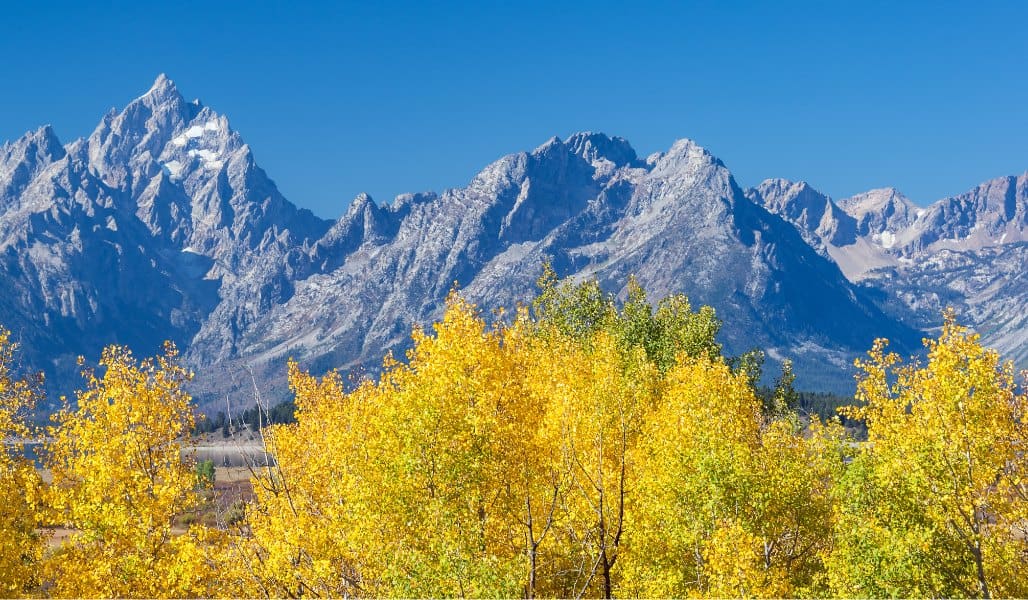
[533,264,721,371]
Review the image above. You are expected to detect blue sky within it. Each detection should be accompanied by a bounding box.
[2,1,1026,217]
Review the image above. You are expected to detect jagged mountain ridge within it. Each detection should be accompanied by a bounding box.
[209,134,917,401]
[749,175,1028,368]
[0,76,329,403]
[5,75,1020,407]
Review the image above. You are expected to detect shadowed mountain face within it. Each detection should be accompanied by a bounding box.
[8,76,1023,408]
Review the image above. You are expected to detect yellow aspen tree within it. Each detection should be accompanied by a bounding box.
[745,416,847,596]
[623,357,763,597]
[359,297,523,596]
[501,327,580,599]
[524,329,657,599]
[830,313,1028,598]
[622,357,845,598]
[238,365,384,598]
[43,342,222,598]
[244,295,529,597]
[0,328,47,597]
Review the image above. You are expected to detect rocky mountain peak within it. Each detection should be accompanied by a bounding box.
[0,125,68,209]
[86,76,207,188]
[128,74,198,126]
[954,173,1028,224]
[747,179,857,248]
[647,138,725,177]
[24,124,64,158]
[347,192,375,214]
[629,139,734,214]
[837,187,912,217]
[311,192,393,270]
[752,179,823,211]
[838,187,920,239]
[564,132,638,169]
[141,73,184,105]
[1,125,65,174]
[902,173,1028,252]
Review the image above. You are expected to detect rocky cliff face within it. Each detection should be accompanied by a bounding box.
[2,76,1023,409]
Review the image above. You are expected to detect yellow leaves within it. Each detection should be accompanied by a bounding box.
[3,286,1026,598]
[244,291,848,599]
[245,295,667,597]
[832,312,1028,598]
[626,358,845,598]
[244,297,521,597]
[43,341,223,598]
[525,331,656,598]
[702,519,791,599]
[0,327,46,597]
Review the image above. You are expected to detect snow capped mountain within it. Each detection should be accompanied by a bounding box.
[0,75,1022,408]
[0,75,329,403]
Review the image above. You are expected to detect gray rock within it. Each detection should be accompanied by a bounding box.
[2,75,1022,411]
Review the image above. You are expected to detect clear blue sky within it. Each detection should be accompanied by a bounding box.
[2,1,1026,217]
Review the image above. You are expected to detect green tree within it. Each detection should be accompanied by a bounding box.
[194,459,216,489]
[533,264,721,368]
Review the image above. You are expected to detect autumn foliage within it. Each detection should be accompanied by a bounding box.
[43,344,225,597]
[0,271,1025,598]
[0,329,47,597]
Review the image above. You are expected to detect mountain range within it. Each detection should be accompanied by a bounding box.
[1,76,1024,410]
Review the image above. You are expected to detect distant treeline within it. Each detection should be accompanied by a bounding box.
[795,390,865,431]
[192,401,297,436]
